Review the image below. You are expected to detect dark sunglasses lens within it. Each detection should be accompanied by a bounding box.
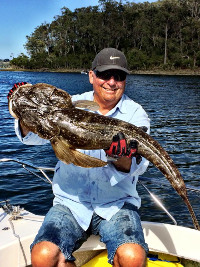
[95,71,126,81]
[115,72,126,81]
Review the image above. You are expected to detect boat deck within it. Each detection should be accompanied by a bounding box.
[1,207,200,266]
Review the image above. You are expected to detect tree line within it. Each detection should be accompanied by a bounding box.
[11,0,200,71]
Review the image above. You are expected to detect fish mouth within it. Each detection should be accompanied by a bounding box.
[8,83,32,120]
[9,99,18,119]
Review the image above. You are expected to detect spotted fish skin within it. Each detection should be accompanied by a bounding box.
[8,83,200,230]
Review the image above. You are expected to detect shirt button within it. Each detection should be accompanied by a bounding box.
[93,197,96,201]
[92,181,95,185]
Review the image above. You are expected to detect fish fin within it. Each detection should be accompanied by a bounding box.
[51,136,107,168]
[72,100,99,111]
[72,150,107,168]
[51,137,73,164]
[139,126,148,133]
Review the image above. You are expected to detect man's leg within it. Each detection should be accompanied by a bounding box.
[31,241,76,267]
[96,203,148,267]
[113,243,146,267]
[31,204,88,267]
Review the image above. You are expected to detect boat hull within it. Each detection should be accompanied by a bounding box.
[1,208,200,266]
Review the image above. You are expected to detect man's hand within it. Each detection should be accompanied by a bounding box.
[104,132,143,167]
[104,132,144,172]
[105,132,127,158]
[126,140,142,165]
[7,82,28,100]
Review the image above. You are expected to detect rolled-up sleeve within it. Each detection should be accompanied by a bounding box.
[108,157,149,186]
[15,119,49,145]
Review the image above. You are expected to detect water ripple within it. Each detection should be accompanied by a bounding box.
[0,71,200,227]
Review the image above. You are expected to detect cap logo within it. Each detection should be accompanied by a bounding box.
[110,56,120,60]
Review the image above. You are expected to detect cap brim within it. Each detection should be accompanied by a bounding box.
[94,65,130,74]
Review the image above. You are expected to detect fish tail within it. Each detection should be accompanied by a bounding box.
[184,196,200,230]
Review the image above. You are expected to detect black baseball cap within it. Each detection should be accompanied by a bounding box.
[92,48,129,74]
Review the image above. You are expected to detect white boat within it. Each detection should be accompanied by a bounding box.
[81,70,88,75]
[1,158,200,267]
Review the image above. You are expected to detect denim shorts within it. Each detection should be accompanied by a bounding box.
[31,203,148,264]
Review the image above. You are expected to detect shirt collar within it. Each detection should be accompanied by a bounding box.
[115,94,127,114]
[106,94,127,116]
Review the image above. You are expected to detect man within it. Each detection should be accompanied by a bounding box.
[13,48,150,267]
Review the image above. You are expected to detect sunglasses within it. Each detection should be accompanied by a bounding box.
[94,70,127,82]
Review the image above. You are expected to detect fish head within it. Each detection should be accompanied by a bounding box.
[8,83,73,120]
[8,83,32,119]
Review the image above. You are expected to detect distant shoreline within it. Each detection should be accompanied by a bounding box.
[1,67,200,76]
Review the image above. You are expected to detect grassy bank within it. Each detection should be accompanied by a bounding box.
[131,68,200,76]
[1,67,200,75]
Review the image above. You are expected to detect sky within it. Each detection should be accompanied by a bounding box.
[0,0,156,59]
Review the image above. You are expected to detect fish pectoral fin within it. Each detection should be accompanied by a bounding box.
[72,100,99,111]
[51,137,107,168]
[51,137,74,165]
[72,150,107,168]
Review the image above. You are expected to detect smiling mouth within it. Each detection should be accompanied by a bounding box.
[103,87,118,91]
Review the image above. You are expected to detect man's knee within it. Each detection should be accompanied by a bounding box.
[113,243,147,267]
[31,241,64,267]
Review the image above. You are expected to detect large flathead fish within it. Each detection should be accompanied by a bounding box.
[8,83,200,230]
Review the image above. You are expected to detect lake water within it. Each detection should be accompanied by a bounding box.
[0,71,199,229]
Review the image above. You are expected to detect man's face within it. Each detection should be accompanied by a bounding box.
[89,69,127,108]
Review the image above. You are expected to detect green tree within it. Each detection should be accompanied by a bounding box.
[10,53,30,69]
[17,0,200,70]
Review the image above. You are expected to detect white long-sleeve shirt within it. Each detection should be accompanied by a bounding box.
[15,91,150,230]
